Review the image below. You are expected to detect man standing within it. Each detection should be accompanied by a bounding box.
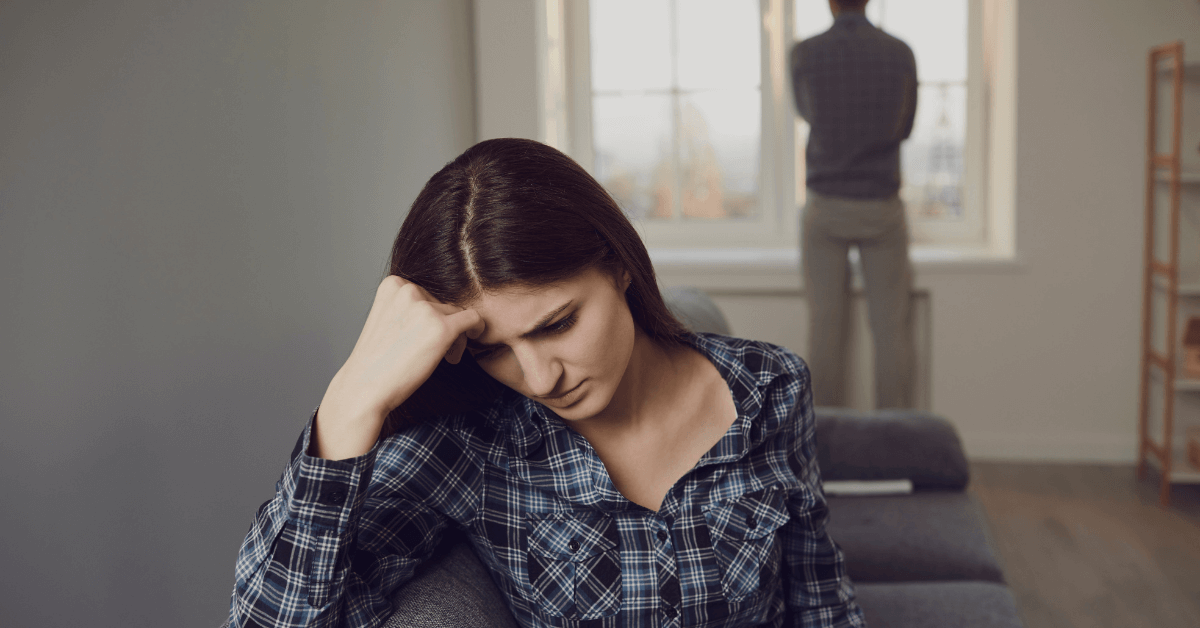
[791,0,917,408]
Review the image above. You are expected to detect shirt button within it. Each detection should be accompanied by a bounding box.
[657,530,668,543]
[568,538,580,553]
[321,489,346,506]
[746,515,757,530]
[664,605,678,619]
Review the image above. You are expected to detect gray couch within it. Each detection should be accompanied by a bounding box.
[381,288,1025,627]
[815,407,1023,627]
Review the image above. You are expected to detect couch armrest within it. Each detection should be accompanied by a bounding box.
[662,286,731,336]
[815,408,970,490]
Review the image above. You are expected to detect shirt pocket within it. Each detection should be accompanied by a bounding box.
[702,486,791,603]
[524,511,623,620]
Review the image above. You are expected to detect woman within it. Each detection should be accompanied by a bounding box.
[229,138,864,627]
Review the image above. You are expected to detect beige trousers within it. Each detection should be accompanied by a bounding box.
[802,189,914,408]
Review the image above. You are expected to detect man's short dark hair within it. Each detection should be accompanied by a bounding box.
[833,0,869,9]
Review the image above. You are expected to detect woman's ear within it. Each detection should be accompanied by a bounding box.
[622,271,632,291]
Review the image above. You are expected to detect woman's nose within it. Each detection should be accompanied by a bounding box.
[511,343,562,397]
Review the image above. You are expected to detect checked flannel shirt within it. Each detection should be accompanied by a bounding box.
[790,11,918,200]
[229,333,865,628]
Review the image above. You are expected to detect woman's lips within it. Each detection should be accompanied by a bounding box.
[536,380,586,408]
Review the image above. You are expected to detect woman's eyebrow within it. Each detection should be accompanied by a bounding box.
[466,301,574,349]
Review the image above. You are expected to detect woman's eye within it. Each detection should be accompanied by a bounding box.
[472,313,577,361]
[470,346,500,361]
[545,313,578,335]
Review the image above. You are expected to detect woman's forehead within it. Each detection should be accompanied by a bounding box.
[466,268,616,308]
[464,269,612,332]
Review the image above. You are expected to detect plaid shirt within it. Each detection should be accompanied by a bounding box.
[229,333,864,628]
[791,12,918,199]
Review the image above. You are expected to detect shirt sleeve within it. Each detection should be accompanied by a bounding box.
[790,41,813,122]
[228,411,451,628]
[778,363,866,628]
[899,43,918,141]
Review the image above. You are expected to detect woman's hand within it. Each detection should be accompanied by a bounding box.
[313,276,484,460]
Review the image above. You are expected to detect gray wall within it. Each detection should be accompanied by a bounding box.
[0,1,475,626]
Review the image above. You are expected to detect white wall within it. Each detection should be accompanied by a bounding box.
[474,0,540,140]
[0,1,475,626]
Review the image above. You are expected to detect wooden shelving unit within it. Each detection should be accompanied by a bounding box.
[1137,41,1200,505]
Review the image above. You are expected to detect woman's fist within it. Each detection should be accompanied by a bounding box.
[313,276,483,460]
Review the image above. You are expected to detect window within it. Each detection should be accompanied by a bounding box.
[566,0,796,250]
[560,0,1003,256]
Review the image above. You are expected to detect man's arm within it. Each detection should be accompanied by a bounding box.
[899,45,918,140]
[790,41,813,122]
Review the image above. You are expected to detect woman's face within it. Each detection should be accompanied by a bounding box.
[464,267,638,422]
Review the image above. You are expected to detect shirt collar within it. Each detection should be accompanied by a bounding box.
[683,333,792,466]
[833,11,873,29]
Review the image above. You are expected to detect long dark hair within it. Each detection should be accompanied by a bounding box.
[383,138,689,433]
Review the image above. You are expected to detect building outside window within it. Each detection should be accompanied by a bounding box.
[590,0,762,224]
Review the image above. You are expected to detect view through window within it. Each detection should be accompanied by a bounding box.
[588,0,974,245]
[589,0,762,223]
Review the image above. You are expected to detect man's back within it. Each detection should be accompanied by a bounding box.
[791,12,917,199]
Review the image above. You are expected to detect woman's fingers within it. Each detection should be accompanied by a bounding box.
[445,307,484,337]
[444,335,468,364]
[442,308,484,365]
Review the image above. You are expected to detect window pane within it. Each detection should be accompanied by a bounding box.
[794,1,833,41]
[680,90,761,219]
[901,83,966,219]
[590,0,673,92]
[593,94,674,221]
[676,0,760,90]
[591,0,764,225]
[878,0,968,82]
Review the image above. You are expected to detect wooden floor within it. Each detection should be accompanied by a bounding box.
[969,462,1200,628]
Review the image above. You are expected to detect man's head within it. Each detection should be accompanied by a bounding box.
[828,0,869,17]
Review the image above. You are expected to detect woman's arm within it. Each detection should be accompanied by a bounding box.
[229,416,452,628]
[228,276,484,626]
[778,362,867,628]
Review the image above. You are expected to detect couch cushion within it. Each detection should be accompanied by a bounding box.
[854,581,1024,628]
[815,408,970,490]
[827,492,1005,584]
[384,532,518,628]
[662,285,732,335]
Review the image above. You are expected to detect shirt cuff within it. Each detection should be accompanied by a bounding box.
[280,408,379,533]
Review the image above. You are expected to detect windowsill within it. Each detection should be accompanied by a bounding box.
[651,246,1023,293]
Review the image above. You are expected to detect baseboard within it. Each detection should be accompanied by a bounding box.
[960,431,1137,464]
